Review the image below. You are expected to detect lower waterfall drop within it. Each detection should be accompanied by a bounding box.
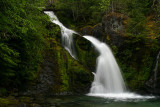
[84,36,126,94]
[84,36,154,99]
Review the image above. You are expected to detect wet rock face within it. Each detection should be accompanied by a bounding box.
[80,23,104,39]
[102,12,126,47]
[145,74,160,95]
[23,47,59,96]
[102,12,126,34]
[80,24,104,40]
[80,26,93,35]
[80,12,127,48]
[91,23,105,41]
[145,56,160,95]
[35,54,56,95]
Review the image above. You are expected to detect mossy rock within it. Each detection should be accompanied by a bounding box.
[37,33,94,95]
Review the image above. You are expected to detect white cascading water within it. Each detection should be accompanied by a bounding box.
[154,51,160,90]
[84,36,126,93]
[44,11,154,100]
[44,11,77,59]
[84,36,154,100]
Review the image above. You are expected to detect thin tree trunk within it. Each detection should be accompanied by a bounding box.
[152,0,156,7]
[112,1,114,12]
[83,16,86,22]
[72,8,76,21]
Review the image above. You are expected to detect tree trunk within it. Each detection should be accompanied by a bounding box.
[72,8,76,21]
[152,0,156,7]
[112,1,114,12]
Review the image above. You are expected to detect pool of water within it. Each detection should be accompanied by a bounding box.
[41,95,160,107]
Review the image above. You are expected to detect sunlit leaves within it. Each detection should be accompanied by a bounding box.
[99,0,110,12]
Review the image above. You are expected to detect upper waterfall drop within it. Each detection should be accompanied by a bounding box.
[44,11,77,59]
[83,36,126,93]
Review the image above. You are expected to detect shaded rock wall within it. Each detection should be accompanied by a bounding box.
[38,34,93,95]
[25,24,94,96]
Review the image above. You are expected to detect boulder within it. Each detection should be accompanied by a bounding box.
[80,26,93,35]
[91,23,105,41]
[102,12,127,47]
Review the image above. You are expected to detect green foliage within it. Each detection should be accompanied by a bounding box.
[0,0,51,92]
[126,0,152,35]
[0,43,19,87]
[99,0,111,12]
[0,88,7,96]
[51,0,112,26]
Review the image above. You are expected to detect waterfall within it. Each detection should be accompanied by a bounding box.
[44,11,155,99]
[84,36,155,99]
[84,36,126,93]
[44,11,77,59]
[154,51,160,90]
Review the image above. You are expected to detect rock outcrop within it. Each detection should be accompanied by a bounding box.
[24,24,93,96]
[80,12,160,94]
[102,12,127,47]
